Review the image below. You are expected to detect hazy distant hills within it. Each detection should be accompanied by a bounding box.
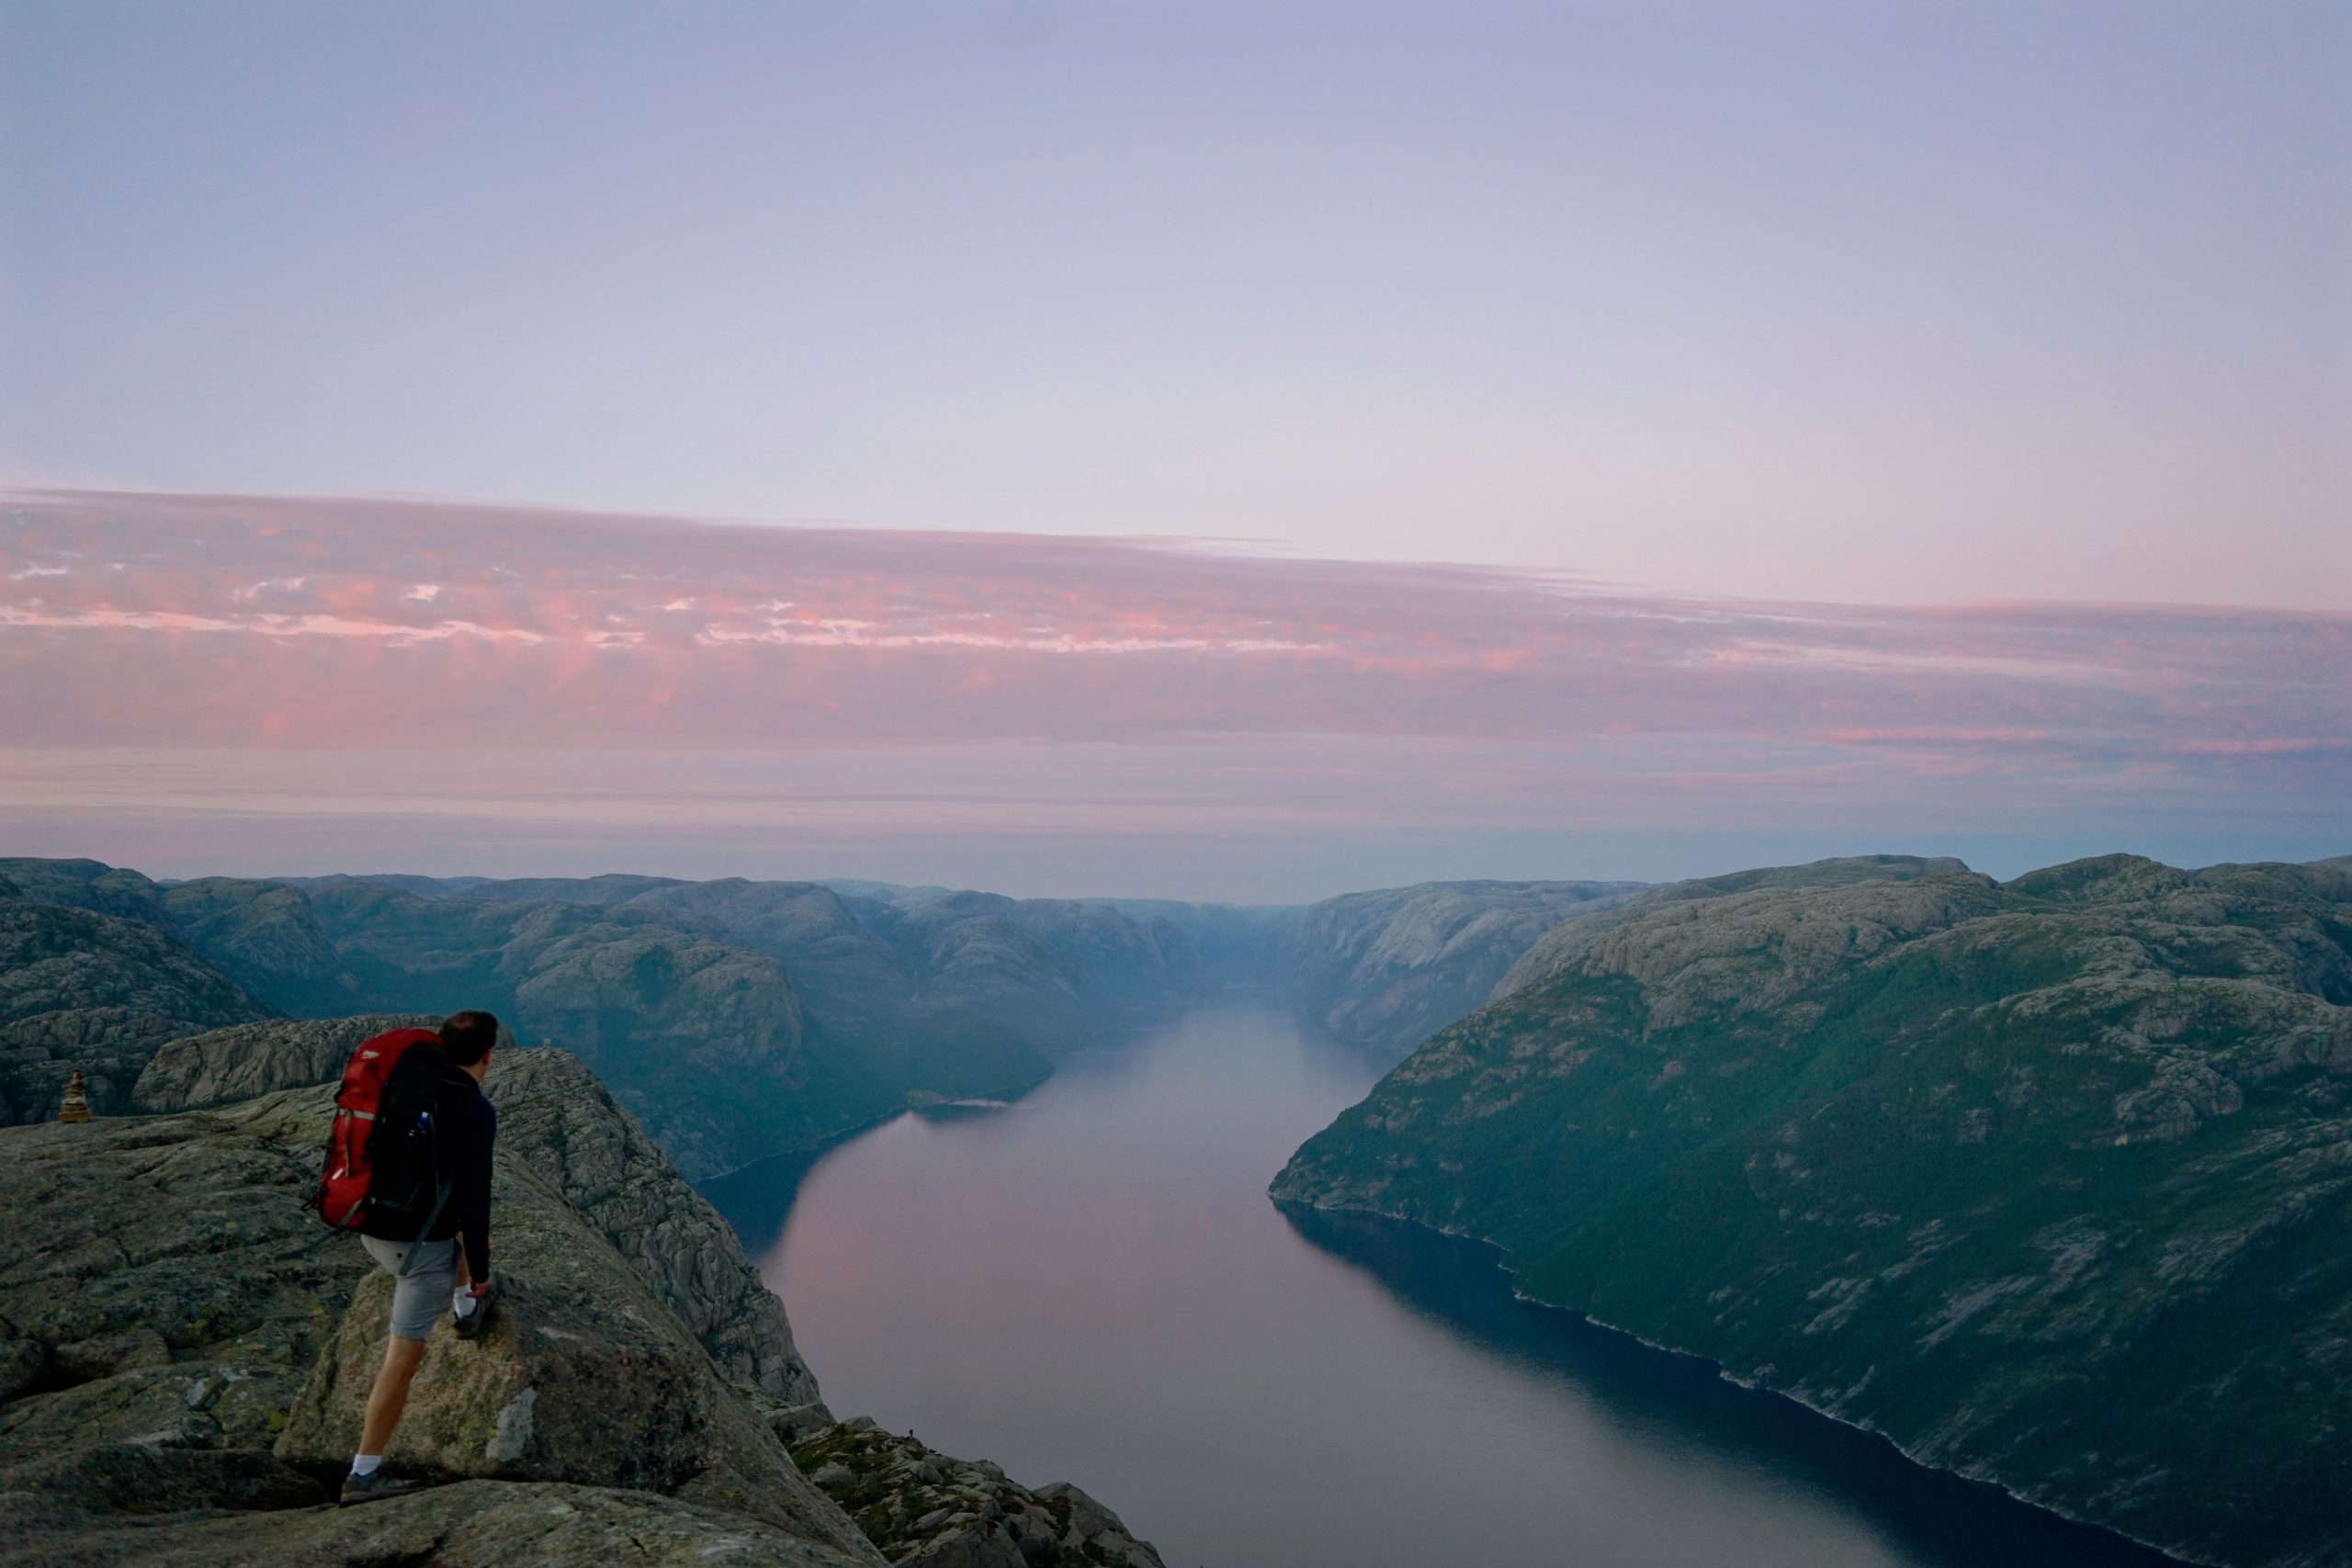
[0,856,1627,1178]
[1274,852,2352,1568]
[0,878,269,1122]
[1277,879,1645,1052]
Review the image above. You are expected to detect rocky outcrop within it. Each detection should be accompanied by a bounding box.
[0,895,268,1123]
[0,1478,876,1566]
[129,1019,820,1403]
[1275,853,2352,1568]
[132,1013,438,1111]
[273,1111,864,1552]
[788,1419,1165,1567]
[0,1065,878,1565]
[114,1014,817,1404]
[0,1089,371,1509]
[0,1027,1169,1567]
[1491,853,1970,1001]
[483,1047,820,1404]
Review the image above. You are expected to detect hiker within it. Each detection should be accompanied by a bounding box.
[341,1009,500,1505]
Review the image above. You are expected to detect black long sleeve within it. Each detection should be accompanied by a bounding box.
[427,1076,498,1281]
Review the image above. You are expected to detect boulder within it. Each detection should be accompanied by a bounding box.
[274,1135,873,1560]
[790,1421,1165,1568]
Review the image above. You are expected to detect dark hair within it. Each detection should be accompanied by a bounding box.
[438,1010,501,1066]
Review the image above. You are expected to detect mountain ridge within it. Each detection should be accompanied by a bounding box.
[2,854,1648,1177]
[1273,852,2352,1568]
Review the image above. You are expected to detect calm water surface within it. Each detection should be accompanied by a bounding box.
[704,1006,2179,1568]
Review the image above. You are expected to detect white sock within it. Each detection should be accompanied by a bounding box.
[350,1454,382,1477]
[453,1287,479,1318]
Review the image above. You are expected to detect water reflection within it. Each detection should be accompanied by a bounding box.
[1277,1205,2181,1568]
[703,1006,2183,1568]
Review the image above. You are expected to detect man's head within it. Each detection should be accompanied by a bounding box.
[439,1010,500,1080]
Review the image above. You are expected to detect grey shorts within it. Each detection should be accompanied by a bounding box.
[362,1235,458,1341]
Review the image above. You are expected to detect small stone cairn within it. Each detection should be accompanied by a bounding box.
[56,1069,94,1123]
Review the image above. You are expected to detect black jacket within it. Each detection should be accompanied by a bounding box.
[425,1069,497,1283]
[360,1064,497,1282]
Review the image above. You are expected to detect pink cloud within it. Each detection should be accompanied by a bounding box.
[1,489,2345,885]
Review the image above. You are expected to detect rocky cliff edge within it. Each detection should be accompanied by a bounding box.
[0,1024,1166,1568]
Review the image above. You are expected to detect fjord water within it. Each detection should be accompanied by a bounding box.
[706,1007,2178,1568]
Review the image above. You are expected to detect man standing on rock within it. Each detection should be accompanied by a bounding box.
[342,1010,500,1506]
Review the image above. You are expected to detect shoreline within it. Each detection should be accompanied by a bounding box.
[1269,1193,2208,1568]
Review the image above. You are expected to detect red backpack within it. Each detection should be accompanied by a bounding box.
[314,1026,443,1231]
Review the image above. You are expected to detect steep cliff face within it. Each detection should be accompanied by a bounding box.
[1274,879,1646,1054]
[1274,854,2352,1568]
[273,1111,863,1549]
[833,885,1208,1056]
[0,895,268,1123]
[0,1077,879,1566]
[0,1033,1164,1567]
[482,1047,820,1404]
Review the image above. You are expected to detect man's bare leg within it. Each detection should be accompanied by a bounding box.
[357,1335,428,1458]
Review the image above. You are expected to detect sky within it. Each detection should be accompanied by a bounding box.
[1,3,2346,898]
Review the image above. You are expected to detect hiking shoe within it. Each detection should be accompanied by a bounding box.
[339,1469,423,1506]
[452,1288,492,1341]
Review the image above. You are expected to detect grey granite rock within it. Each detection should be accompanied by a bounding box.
[0,1090,372,1491]
[0,1478,877,1567]
[788,1422,1166,1568]
[273,1134,869,1555]
[484,1046,821,1404]
[132,1013,439,1111]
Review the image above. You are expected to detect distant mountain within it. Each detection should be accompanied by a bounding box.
[1274,879,1646,1054]
[1273,853,2352,1568]
[1,854,1651,1175]
[0,886,268,1123]
[1492,854,1971,1003]
[2,857,368,1016]
[294,876,848,1179]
